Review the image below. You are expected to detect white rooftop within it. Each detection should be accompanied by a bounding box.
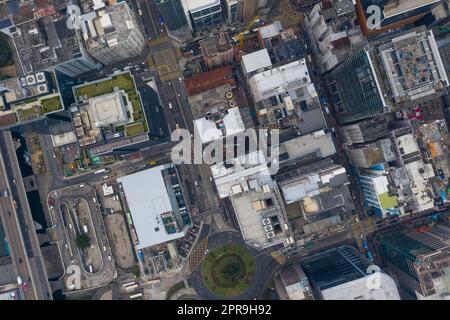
[258,21,283,40]
[396,133,420,155]
[88,91,129,128]
[249,59,311,102]
[405,159,435,212]
[194,107,245,144]
[281,165,346,204]
[182,0,221,12]
[117,165,186,250]
[279,130,336,163]
[211,150,272,199]
[321,273,401,300]
[242,49,272,75]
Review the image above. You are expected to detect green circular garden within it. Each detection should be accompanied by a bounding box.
[201,244,256,297]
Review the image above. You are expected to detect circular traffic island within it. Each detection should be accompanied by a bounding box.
[201,244,256,297]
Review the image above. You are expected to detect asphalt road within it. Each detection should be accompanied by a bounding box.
[0,131,52,300]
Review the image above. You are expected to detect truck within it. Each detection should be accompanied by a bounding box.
[366,250,374,262]
[362,240,368,250]
[138,249,144,262]
[125,284,139,292]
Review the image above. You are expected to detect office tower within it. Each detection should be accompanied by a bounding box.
[376,224,450,299]
[155,0,188,31]
[302,245,400,299]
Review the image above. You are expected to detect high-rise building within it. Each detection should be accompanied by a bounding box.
[155,0,188,31]
[4,10,101,77]
[327,49,388,125]
[239,0,259,21]
[182,0,224,32]
[199,32,234,69]
[80,1,146,65]
[358,171,399,218]
[302,245,400,300]
[342,115,391,145]
[305,0,366,74]
[375,223,450,299]
[222,0,240,24]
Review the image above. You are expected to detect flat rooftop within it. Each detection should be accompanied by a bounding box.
[80,1,136,52]
[280,165,348,205]
[88,91,129,128]
[9,13,83,74]
[321,273,400,300]
[183,0,221,12]
[249,59,311,102]
[194,107,245,144]
[118,165,186,250]
[379,28,449,102]
[242,49,273,74]
[279,130,337,164]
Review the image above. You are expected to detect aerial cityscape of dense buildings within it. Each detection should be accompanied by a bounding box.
[0,0,449,305]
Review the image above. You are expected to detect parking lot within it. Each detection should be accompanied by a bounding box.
[104,213,135,270]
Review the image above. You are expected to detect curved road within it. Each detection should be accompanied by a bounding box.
[190,230,279,300]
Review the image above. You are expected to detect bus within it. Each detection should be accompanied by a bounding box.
[125,284,139,292]
[130,292,143,299]
[126,212,133,225]
[122,281,136,288]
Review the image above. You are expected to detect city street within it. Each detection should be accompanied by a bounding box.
[0,131,52,300]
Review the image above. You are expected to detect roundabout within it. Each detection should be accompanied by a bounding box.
[190,230,280,300]
[202,244,256,297]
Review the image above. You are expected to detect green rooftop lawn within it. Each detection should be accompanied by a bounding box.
[41,96,62,113]
[19,106,41,120]
[125,121,145,136]
[75,73,135,100]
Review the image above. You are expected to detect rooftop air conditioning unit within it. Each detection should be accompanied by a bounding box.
[264,225,273,232]
[36,72,46,83]
[262,218,271,225]
[37,84,48,93]
[26,75,36,86]
[266,232,275,238]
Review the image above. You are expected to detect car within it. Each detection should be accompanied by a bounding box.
[179,77,183,83]
[194,181,198,186]
[22,282,29,292]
